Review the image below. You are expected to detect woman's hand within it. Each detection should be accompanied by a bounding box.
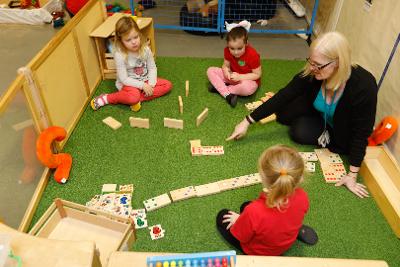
[226,119,250,141]
[335,173,369,198]
[222,211,240,230]
[142,83,154,97]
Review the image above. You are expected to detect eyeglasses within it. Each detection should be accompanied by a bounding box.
[306,57,336,71]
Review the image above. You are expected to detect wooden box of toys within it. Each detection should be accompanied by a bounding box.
[90,12,155,80]
[29,198,136,266]
[360,146,400,238]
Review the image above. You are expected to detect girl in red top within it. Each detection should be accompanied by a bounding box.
[207,20,262,107]
[216,145,318,255]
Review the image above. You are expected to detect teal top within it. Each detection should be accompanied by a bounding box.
[313,88,341,127]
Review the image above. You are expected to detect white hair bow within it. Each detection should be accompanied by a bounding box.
[225,20,251,32]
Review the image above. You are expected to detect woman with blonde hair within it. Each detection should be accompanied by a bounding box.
[216,145,317,255]
[227,31,377,198]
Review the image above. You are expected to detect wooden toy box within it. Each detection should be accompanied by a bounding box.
[29,198,136,266]
[90,13,155,80]
[360,146,400,237]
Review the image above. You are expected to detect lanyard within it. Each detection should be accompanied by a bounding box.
[318,84,337,147]
[323,85,337,130]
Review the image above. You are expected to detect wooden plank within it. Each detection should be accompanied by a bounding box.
[360,146,400,238]
[129,117,150,129]
[164,118,183,130]
[196,108,208,127]
[178,96,183,114]
[107,252,389,267]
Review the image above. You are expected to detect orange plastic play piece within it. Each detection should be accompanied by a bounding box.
[368,116,398,146]
[36,126,72,184]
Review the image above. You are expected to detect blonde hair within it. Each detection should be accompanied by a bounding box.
[302,31,355,91]
[258,145,304,211]
[114,16,147,58]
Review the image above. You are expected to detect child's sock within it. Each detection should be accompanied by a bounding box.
[90,94,108,111]
[130,101,141,112]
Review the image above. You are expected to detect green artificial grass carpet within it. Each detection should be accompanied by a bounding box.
[32,57,400,266]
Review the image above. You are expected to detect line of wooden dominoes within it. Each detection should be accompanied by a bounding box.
[143,173,262,209]
[143,193,172,212]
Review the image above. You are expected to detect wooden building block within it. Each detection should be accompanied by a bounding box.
[189,139,202,148]
[102,184,117,193]
[103,116,122,130]
[170,186,197,202]
[178,96,183,114]
[164,118,183,130]
[143,193,172,212]
[129,117,150,129]
[195,182,221,197]
[360,146,400,237]
[185,80,189,97]
[259,114,276,124]
[196,108,209,127]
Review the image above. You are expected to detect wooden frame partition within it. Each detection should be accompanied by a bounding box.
[0,0,108,232]
[26,0,106,146]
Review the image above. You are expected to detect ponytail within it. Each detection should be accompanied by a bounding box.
[258,145,304,211]
[266,173,296,211]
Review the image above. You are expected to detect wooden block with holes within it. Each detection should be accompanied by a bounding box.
[143,193,172,212]
[185,80,189,97]
[196,108,209,126]
[129,117,150,129]
[360,146,400,238]
[103,116,122,130]
[164,118,183,130]
[178,96,183,114]
[195,182,221,197]
[170,186,197,202]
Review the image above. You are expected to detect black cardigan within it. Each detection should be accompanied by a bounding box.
[250,66,378,167]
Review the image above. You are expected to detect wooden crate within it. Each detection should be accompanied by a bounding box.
[360,146,400,238]
[90,13,155,80]
[29,199,136,266]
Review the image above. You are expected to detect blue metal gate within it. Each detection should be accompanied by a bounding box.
[130,0,319,35]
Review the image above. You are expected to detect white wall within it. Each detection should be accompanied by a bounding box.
[336,0,400,162]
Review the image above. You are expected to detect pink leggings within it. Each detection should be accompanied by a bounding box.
[207,67,258,96]
[107,78,172,105]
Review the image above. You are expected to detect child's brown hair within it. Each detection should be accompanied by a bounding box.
[114,16,147,58]
[226,26,248,44]
[258,145,304,211]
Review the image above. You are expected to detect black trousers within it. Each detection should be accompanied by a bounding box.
[216,201,251,253]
